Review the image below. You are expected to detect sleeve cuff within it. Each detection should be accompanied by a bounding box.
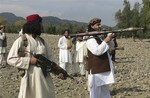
[21,57,30,70]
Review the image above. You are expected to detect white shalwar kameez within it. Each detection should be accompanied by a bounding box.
[7,34,55,98]
[86,37,115,98]
[0,33,7,65]
[58,36,72,72]
[76,41,87,75]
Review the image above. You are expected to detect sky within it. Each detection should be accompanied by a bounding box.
[0,0,142,26]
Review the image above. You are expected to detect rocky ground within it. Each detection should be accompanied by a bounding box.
[0,33,150,98]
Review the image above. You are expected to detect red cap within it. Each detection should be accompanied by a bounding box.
[26,14,42,23]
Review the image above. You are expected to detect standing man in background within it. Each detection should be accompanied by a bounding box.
[75,35,87,76]
[109,34,118,62]
[86,18,115,98]
[0,23,7,68]
[58,29,79,76]
[58,29,72,73]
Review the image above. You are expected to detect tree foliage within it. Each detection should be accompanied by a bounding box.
[0,17,7,25]
[15,20,26,28]
[115,0,150,38]
[130,2,141,27]
[3,18,87,35]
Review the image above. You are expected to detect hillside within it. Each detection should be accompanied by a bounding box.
[0,12,86,26]
[0,12,24,24]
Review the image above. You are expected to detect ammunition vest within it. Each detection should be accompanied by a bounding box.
[0,33,7,47]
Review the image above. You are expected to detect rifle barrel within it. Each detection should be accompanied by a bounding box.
[70,27,144,37]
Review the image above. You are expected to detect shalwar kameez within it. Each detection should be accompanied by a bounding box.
[7,34,55,98]
[76,40,87,75]
[86,37,115,98]
[58,36,72,72]
[0,32,7,66]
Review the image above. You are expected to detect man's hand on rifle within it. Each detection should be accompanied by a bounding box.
[30,56,41,65]
[104,33,115,43]
[56,73,65,79]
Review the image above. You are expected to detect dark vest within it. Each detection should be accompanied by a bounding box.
[87,37,110,74]
[0,34,7,47]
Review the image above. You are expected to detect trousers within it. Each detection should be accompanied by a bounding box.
[89,83,111,98]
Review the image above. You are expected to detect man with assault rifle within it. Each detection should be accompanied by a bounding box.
[7,14,71,98]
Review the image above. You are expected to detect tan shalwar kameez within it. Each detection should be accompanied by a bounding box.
[7,34,55,98]
[76,40,87,75]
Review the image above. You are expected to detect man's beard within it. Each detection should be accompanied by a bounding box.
[65,35,68,38]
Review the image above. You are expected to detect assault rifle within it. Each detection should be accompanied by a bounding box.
[34,54,74,80]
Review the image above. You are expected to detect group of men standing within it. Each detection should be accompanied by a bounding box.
[57,18,117,98]
[1,15,117,98]
[58,29,87,77]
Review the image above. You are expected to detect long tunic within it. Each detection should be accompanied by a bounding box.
[7,34,55,98]
[86,36,115,87]
[76,41,87,63]
[0,32,7,54]
[58,36,72,63]
[0,32,7,64]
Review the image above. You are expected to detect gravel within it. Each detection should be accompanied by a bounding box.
[0,33,150,98]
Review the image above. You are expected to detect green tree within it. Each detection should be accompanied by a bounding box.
[130,2,141,40]
[15,20,26,28]
[115,9,124,28]
[115,0,144,38]
[0,17,7,25]
[140,0,150,38]
[115,0,132,29]
[43,22,56,34]
[55,22,71,35]
[130,2,141,27]
[115,0,132,38]
[6,24,18,33]
[122,0,132,28]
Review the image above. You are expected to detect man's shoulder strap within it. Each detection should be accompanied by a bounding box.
[21,34,28,47]
[18,34,28,57]
[39,36,45,45]
[21,35,45,46]
[19,35,45,56]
